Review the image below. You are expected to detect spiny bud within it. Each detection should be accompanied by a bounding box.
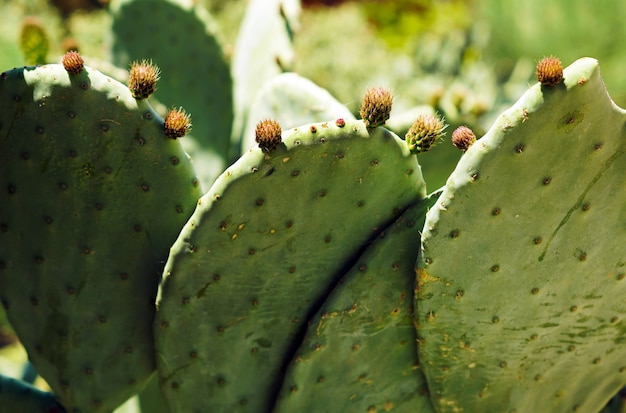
[536,56,563,87]
[255,119,282,152]
[128,59,160,100]
[360,87,393,128]
[164,107,191,139]
[451,126,477,152]
[405,113,446,155]
[62,50,84,75]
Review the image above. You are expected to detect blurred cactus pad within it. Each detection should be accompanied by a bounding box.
[0,0,625,412]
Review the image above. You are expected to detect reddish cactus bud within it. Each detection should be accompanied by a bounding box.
[451,126,477,152]
[255,119,282,152]
[62,50,84,75]
[128,59,160,100]
[405,113,447,154]
[536,56,564,87]
[164,107,191,139]
[359,87,393,128]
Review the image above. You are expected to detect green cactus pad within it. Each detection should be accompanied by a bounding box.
[0,64,202,413]
[416,58,626,412]
[110,0,233,188]
[0,375,66,412]
[155,119,426,412]
[274,196,438,413]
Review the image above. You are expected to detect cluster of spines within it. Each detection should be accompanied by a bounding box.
[164,108,192,139]
[451,126,476,152]
[62,51,84,75]
[405,113,447,154]
[255,119,282,152]
[536,56,564,87]
[360,87,393,128]
[128,59,160,100]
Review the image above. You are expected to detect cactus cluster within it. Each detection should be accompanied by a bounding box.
[0,1,625,412]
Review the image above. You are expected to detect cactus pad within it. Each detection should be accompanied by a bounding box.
[274,197,438,413]
[155,119,426,412]
[416,58,626,412]
[0,64,201,412]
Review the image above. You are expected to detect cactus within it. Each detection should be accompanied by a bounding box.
[154,116,426,412]
[137,376,171,413]
[274,195,438,413]
[1,0,626,410]
[0,61,202,412]
[109,0,233,188]
[416,57,626,412]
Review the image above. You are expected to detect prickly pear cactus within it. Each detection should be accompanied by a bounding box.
[274,196,438,413]
[0,63,202,413]
[154,118,426,412]
[416,57,626,412]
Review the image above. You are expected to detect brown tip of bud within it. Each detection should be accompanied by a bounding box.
[62,50,84,75]
[128,59,160,100]
[164,107,191,139]
[536,56,563,87]
[360,86,393,128]
[255,119,282,152]
[405,113,447,155]
[451,126,477,152]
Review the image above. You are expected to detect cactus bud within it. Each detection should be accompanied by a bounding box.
[255,119,282,152]
[360,87,393,128]
[536,56,564,87]
[62,50,84,75]
[164,107,192,139]
[451,126,477,152]
[128,60,160,100]
[405,113,447,154]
